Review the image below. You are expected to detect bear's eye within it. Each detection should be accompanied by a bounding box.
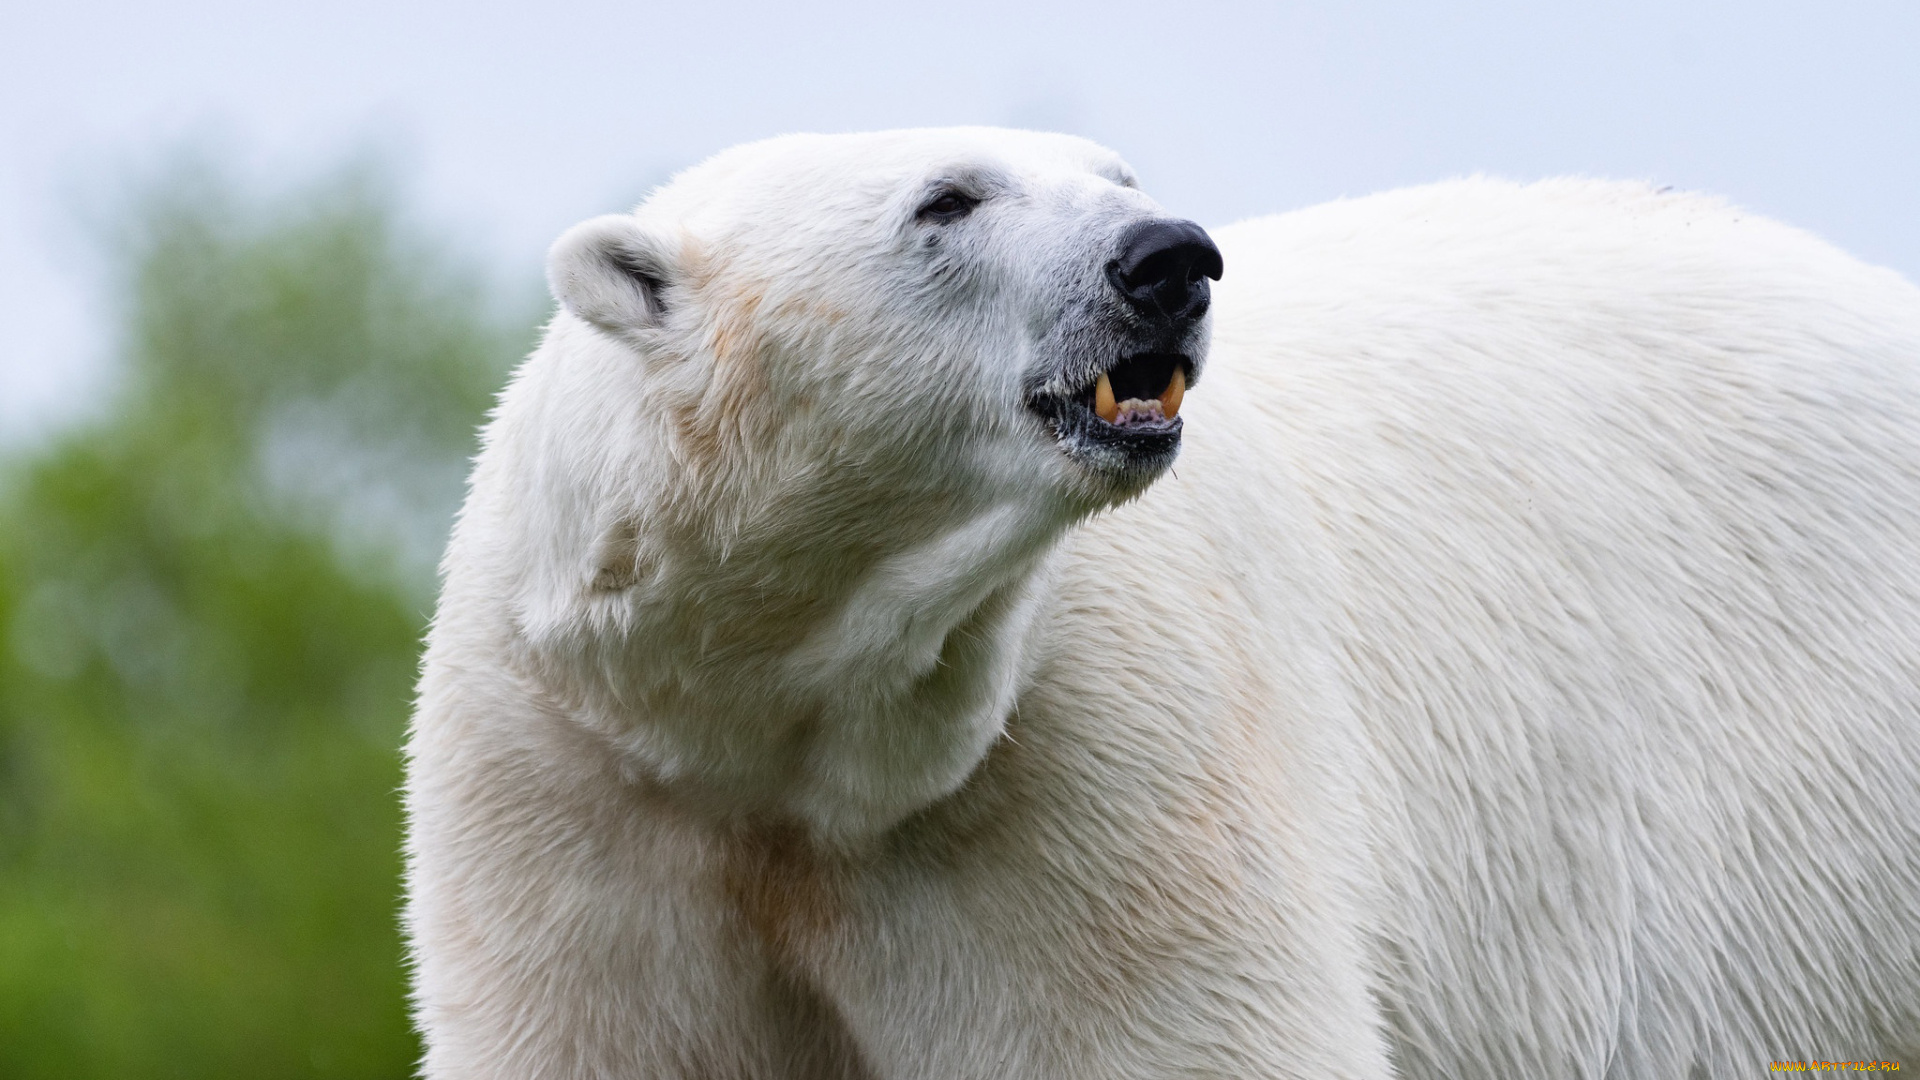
[917,190,980,222]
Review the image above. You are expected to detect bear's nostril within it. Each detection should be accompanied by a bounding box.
[1109,219,1223,322]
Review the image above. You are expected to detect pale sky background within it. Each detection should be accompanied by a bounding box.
[4,0,1917,443]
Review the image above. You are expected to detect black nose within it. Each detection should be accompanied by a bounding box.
[1107,219,1224,322]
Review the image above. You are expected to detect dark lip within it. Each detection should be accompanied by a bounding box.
[1025,351,1193,471]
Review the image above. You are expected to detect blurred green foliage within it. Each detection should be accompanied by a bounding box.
[0,158,536,1078]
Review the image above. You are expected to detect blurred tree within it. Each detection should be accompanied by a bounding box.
[0,156,537,1079]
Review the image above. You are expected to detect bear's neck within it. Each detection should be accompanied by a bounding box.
[502,475,1075,845]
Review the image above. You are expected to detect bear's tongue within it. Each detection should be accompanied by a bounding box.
[1094,366,1185,426]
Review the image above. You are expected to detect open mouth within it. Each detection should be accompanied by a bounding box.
[1075,352,1188,430]
[1027,351,1194,477]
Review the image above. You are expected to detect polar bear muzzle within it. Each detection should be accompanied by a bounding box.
[1026,216,1220,479]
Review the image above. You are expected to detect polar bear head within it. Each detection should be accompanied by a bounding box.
[546,127,1221,520]
[493,129,1220,835]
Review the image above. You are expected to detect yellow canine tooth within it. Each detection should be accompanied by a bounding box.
[1160,366,1186,420]
[1094,370,1118,423]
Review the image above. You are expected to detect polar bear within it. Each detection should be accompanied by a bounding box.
[404,128,1920,1079]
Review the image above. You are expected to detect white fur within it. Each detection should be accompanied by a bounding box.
[405,129,1920,1078]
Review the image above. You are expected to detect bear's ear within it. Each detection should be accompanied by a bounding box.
[547,215,675,335]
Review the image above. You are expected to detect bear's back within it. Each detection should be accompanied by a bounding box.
[1187,178,1920,1074]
